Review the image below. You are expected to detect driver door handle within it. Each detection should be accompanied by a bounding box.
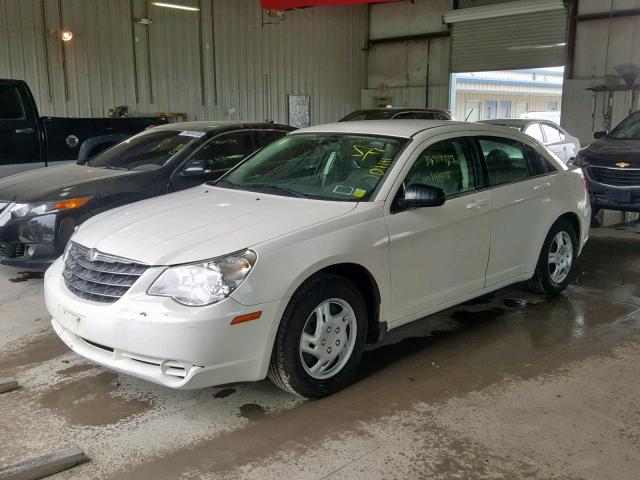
[466,199,488,209]
[15,128,34,134]
[533,182,550,191]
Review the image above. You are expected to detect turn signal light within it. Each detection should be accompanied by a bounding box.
[230,311,262,325]
[54,196,93,211]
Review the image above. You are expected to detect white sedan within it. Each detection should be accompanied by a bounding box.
[45,121,590,398]
[478,119,581,163]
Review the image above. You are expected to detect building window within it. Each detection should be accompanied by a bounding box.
[465,100,481,122]
[515,101,529,117]
[499,101,511,118]
[485,101,497,120]
[547,101,558,112]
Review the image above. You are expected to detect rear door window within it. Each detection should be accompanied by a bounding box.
[0,86,25,120]
[404,137,477,197]
[524,123,545,143]
[541,124,562,143]
[477,137,533,186]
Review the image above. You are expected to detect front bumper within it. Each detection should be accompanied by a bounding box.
[0,210,73,269]
[45,259,287,389]
[586,168,640,212]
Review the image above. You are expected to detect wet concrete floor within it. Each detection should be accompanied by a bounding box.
[0,226,639,479]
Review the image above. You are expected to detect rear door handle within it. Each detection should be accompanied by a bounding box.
[15,128,34,135]
[533,182,550,191]
[466,199,488,209]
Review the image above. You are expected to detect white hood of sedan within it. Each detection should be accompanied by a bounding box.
[74,185,357,265]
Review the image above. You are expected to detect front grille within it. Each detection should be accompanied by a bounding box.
[588,167,640,187]
[14,243,26,257]
[0,242,26,259]
[63,242,148,304]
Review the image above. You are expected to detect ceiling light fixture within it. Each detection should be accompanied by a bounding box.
[61,30,73,42]
[151,2,200,11]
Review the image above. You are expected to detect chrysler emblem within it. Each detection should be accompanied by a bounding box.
[616,162,630,168]
[87,249,99,262]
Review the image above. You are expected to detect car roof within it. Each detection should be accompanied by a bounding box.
[351,107,450,114]
[292,120,525,138]
[151,121,294,132]
[478,119,528,126]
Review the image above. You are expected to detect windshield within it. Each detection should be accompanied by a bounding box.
[87,129,203,170]
[214,134,408,201]
[340,110,397,121]
[609,114,640,140]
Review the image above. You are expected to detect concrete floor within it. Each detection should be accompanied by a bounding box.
[1,227,639,480]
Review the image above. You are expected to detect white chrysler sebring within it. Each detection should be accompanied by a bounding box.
[45,121,590,398]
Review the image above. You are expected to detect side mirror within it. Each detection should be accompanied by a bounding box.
[593,130,608,139]
[394,183,445,213]
[178,165,206,178]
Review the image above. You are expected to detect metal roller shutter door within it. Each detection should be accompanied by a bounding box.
[447,2,567,73]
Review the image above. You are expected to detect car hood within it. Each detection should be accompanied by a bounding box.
[0,164,140,202]
[74,185,358,265]
[581,137,640,167]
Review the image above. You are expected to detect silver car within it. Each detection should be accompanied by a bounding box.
[478,119,580,163]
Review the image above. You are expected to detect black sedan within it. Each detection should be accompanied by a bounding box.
[0,121,293,269]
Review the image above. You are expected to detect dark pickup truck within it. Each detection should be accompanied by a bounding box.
[0,79,168,178]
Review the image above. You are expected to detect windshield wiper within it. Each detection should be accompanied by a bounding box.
[244,183,311,198]
[101,166,128,171]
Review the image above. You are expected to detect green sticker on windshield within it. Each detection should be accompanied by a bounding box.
[353,189,366,198]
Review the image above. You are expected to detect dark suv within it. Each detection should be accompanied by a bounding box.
[575,111,640,213]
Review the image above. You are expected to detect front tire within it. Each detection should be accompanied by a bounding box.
[526,219,577,295]
[268,273,367,398]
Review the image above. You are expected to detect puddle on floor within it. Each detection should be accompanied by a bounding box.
[239,403,267,422]
[214,388,237,399]
[0,332,69,372]
[40,371,151,426]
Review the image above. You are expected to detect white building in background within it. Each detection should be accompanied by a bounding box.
[453,68,563,122]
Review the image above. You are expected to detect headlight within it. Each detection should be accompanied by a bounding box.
[569,153,589,167]
[12,196,93,219]
[148,250,257,306]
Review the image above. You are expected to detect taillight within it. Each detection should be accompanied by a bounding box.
[581,171,589,189]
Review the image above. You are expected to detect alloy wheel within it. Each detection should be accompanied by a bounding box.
[299,298,357,380]
[548,231,573,284]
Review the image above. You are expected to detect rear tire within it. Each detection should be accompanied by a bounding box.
[526,219,577,296]
[267,273,367,398]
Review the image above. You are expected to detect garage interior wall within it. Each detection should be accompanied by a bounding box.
[0,0,368,125]
[562,0,640,145]
[364,0,451,110]
[363,0,528,111]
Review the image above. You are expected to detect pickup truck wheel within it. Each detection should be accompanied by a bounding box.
[526,219,577,296]
[268,273,367,398]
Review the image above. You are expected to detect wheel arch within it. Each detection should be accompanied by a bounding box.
[556,211,581,245]
[289,262,384,345]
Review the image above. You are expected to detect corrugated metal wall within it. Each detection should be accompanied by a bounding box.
[0,0,368,124]
[366,0,451,110]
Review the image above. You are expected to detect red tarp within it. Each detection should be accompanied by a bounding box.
[261,0,398,9]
